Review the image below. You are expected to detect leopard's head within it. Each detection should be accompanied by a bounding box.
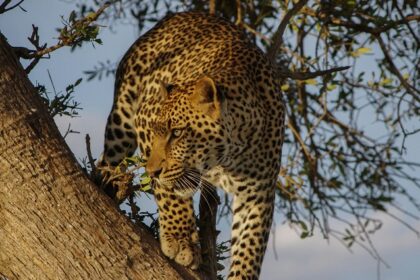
[146,76,227,197]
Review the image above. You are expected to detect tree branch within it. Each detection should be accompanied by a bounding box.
[0,0,24,14]
[302,7,420,35]
[279,66,350,80]
[12,2,110,64]
[394,4,420,45]
[286,120,312,163]
[209,0,215,15]
[85,134,98,178]
[375,34,420,102]
[235,0,242,25]
[198,186,220,280]
[331,15,420,35]
[267,0,308,60]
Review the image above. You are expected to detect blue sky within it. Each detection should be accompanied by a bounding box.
[1,1,419,279]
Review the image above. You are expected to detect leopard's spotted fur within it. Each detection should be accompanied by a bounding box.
[101,11,285,279]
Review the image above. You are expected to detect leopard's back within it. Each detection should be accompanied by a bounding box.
[101,11,285,280]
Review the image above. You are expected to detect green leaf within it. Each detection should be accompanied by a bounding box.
[327,83,337,91]
[380,78,393,85]
[304,79,317,85]
[68,10,76,22]
[86,12,97,20]
[140,184,151,192]
[352,47,372,57]
[142,176,151,185]
[74,78,83,86]
[300,231,309,239]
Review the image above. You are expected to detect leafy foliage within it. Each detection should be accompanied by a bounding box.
[37,74,82,118]
[215,240,231,280]
[11,2,109,73]
[60,9,103,51]
[84,60,117,81]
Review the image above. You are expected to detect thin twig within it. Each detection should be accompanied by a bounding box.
[394,4,420,45]
[375,34,420,102]
[0,0,24,14]
[13,3,110,61]
[286,120,312,163]
[85,134,97,178]
[397,92,420,152]
[267,0,308,60]
[242,23,272,43]
[279,66,350,80]
[25,55,41,73]
[198,186,220,280]
[12,25,47,72]
[335,14,420,35]
[305,87,328,140]
[235,0,242,25]
[62,123,79,139]
[302,7,420,35]
[209,0,215,15]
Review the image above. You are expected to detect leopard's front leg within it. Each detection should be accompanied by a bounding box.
[154,184,201,269]
[228,184,275,280]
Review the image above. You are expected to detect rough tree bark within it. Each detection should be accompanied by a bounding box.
[0,33,202,280]
[198,188,219,280]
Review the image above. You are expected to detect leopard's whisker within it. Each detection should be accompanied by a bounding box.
[175,174,197,196]
[200,188,214,217]
[183,173,215,217]
[182,170,219,211]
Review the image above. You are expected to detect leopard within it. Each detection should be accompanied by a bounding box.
[100,11,285,280]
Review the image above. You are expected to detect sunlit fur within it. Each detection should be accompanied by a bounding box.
[101,11,285,279]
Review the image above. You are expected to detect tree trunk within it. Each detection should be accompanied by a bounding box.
[198,188,219,280]
[0,33,201,280]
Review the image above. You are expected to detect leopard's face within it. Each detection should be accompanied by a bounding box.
[146,76,226,197]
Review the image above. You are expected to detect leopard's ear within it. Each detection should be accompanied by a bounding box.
[189,76,223,119]
[158,81,174,101]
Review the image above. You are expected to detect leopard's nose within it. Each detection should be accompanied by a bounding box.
[146,166,163,178]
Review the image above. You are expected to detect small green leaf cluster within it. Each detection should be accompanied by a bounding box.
[59,10,104,51]
[37,77,82,118]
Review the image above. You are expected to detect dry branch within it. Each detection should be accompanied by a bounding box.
[267,0,308,60]
[0,0,24,14]
[280,66,350,80]
[375,34,420,102]
[209,0,215,15]
[12,2,110,73]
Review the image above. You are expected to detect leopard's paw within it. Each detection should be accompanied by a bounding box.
[160,235,179,260]
[160,234,201,269]
[175,239,201,269]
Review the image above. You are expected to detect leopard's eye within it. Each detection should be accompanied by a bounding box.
[172,128,183,138]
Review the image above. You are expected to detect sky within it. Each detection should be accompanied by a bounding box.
[1,1,419,280]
